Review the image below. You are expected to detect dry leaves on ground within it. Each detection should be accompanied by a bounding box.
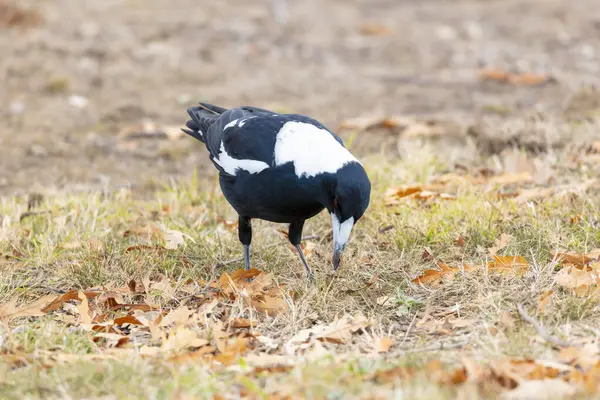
[478,69,554,86]
[412,255,529,287]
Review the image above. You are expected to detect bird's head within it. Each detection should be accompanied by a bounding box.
[323,162,371,270]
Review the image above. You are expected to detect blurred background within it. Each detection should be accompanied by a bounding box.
[1,0,599,197]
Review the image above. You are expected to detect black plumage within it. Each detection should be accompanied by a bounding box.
[183,103,371,280]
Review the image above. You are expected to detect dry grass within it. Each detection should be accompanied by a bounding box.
[2,145,600,399]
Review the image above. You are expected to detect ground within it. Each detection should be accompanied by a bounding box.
[3,0,600,399]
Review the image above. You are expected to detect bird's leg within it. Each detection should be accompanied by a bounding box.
[238,216,252,271]
[288,220,315,282]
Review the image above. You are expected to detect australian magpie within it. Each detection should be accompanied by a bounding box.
[183,103,371,280]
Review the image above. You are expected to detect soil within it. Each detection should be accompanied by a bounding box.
[1,0,600,197]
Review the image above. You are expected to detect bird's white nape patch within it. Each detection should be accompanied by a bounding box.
[331,213,354,250]
[213,142,269,175]
[224,116,256,131]
[238,116,256,127]
[274,121,358,178]
[224,119,240,130]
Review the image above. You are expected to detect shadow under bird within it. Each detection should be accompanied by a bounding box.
[183,103,371,280]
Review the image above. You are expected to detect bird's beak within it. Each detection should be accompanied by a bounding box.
[331,213,354,270]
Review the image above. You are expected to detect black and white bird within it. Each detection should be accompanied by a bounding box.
[183,103,371,280]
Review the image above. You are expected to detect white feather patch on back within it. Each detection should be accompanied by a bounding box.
[274,121,358,178]
[213,142,269,176]
[224,119,239,130]
[238,116,256,127]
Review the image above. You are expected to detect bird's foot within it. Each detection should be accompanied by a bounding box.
[295,244,315,283]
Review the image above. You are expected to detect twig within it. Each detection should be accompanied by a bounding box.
[401,338,470,353]
[302,234,321,241]
[14,283,66,294]
[19,210,50,222]
[399,311,418,347]
[517,303,573,348]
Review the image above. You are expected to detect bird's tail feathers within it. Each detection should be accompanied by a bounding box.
[182,103,228,143]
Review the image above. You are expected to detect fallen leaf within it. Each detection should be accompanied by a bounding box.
[338,115,409,131]
[216,269,289,316]
[285,314,368,354]
[230,318,256,329]
[123,223,161,239]
[412,262,463,286]
[168,345,215,365]
[384,185,455,205]
[164,229,185,250]
[487,255,529,278]
[479,69,552,86]
[373,336,394,353]
[555,264,600,297]
[113,315,143,326]
[160,306,193,327]
[555,249,600,267]
[149,275,176,298]
[360,23,391,36]
[558,343,600,369]
[214,337,250,366]
[217,217,238,231]
[161,327,209,353]
[448,317,476,329]
[537,290,553,313]
[501,379,576,400]
[76,291,93,325]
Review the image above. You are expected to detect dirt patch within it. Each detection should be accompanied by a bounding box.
[0,1,41,28]
[1,0,600,196]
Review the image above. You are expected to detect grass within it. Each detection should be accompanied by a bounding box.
[1,147,600,398]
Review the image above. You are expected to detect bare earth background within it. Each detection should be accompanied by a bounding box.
[2,0,600,197]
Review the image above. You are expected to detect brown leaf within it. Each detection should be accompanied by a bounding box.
[0,2,42,28]
[285,314,368,354]
[360,23,391,36]
[114,315,143,326]
[160,306,193,327]
[555,264,600,297]
[76,291,93,325]
[555,249,600,267]
[230,318,256,329]
[537,290,553,313]
[338,115,409,131]
[214,337,250,366]
[168,345,215,365]
[373,336,394,353]
[123,223,161,239]
[412,262,461,286]
[479,69,552,86]
[487,255,529,278]
[161,327,209,353]
[216,269,289,316]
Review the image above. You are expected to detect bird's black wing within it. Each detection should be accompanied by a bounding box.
[202,107,282,176]
[202,108,344,177]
